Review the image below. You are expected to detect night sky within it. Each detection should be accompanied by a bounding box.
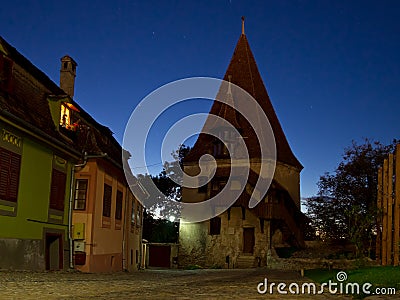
[1,1,399,199]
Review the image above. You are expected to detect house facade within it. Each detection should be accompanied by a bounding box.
[72,158,143,272]
[0,37,143,272]
[0,37,80,270]
[178,20,305,268]
[53,54,144,273]
[53,55,144,273]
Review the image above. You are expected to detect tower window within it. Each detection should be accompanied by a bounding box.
[64,62,68,69]
[260,218,264,233]
[212,180,226,191]
[198,176,208,193]
[210,217,221,235]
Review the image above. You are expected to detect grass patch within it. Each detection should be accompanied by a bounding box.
[185,264,203,270]
[304,268,338,283]
[344,266,400,289]
[305,266,400,297]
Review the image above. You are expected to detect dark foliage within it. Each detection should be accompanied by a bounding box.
[142,145,191,243]
[305,139,397,257]
[142,209,180,243]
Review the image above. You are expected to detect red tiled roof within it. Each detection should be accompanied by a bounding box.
[0,36,77,155]
[185,33,302,170]
[0,36,123,168]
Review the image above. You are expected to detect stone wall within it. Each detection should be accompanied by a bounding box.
[266,240,378,271]
[178,222,208,267]
[0,238,45,270]
[178,207,272,268]
[267,256,378,271]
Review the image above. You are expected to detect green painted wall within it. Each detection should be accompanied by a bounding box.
[0,124,72,241]
[47,98,62,129]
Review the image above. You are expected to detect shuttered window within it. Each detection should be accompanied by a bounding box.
[115,190,123,220]
[102,184,112,217]
[49,169,66,211]
[0,147,21,202]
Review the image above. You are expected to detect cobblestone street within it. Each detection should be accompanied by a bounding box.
[0,268,370,299]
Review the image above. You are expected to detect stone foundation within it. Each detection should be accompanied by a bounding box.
[0,238,45,270]
[267,257,378,271]
[178,207,272,268]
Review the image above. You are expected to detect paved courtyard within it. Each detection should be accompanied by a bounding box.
[0,268,397,299]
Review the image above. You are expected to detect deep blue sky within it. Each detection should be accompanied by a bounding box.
[1,1,399,198]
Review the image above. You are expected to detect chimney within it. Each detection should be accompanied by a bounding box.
[60,55,77,98]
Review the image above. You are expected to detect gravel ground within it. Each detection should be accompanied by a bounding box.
[0,268,396,299]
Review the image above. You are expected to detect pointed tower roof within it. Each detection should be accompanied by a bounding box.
[185,19,302,170]
[215,75,241,129]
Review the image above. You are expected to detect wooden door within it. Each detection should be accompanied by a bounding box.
[148,245,171,268]
[243,228,255,254]
[45,233,63,270]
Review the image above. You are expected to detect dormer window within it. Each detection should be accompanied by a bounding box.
[60,103,71,128]
[59,102,80,133]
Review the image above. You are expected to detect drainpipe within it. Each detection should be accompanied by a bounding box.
[68,151,107,269]
[122,190,129,271]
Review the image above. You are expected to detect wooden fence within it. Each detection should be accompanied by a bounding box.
[376,144,400,265]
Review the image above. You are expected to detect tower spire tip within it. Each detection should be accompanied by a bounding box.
[241,16,245,35]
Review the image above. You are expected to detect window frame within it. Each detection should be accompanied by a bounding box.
[197,176,208,193]
[49,169,67,211]
[74,179,88,210]
[0,147,21,203]
[115,190,123,220]
[102,183,112,217]
[209,216,221,235]
[60,103,71,129]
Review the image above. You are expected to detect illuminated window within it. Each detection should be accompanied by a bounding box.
[60,104,71,128]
